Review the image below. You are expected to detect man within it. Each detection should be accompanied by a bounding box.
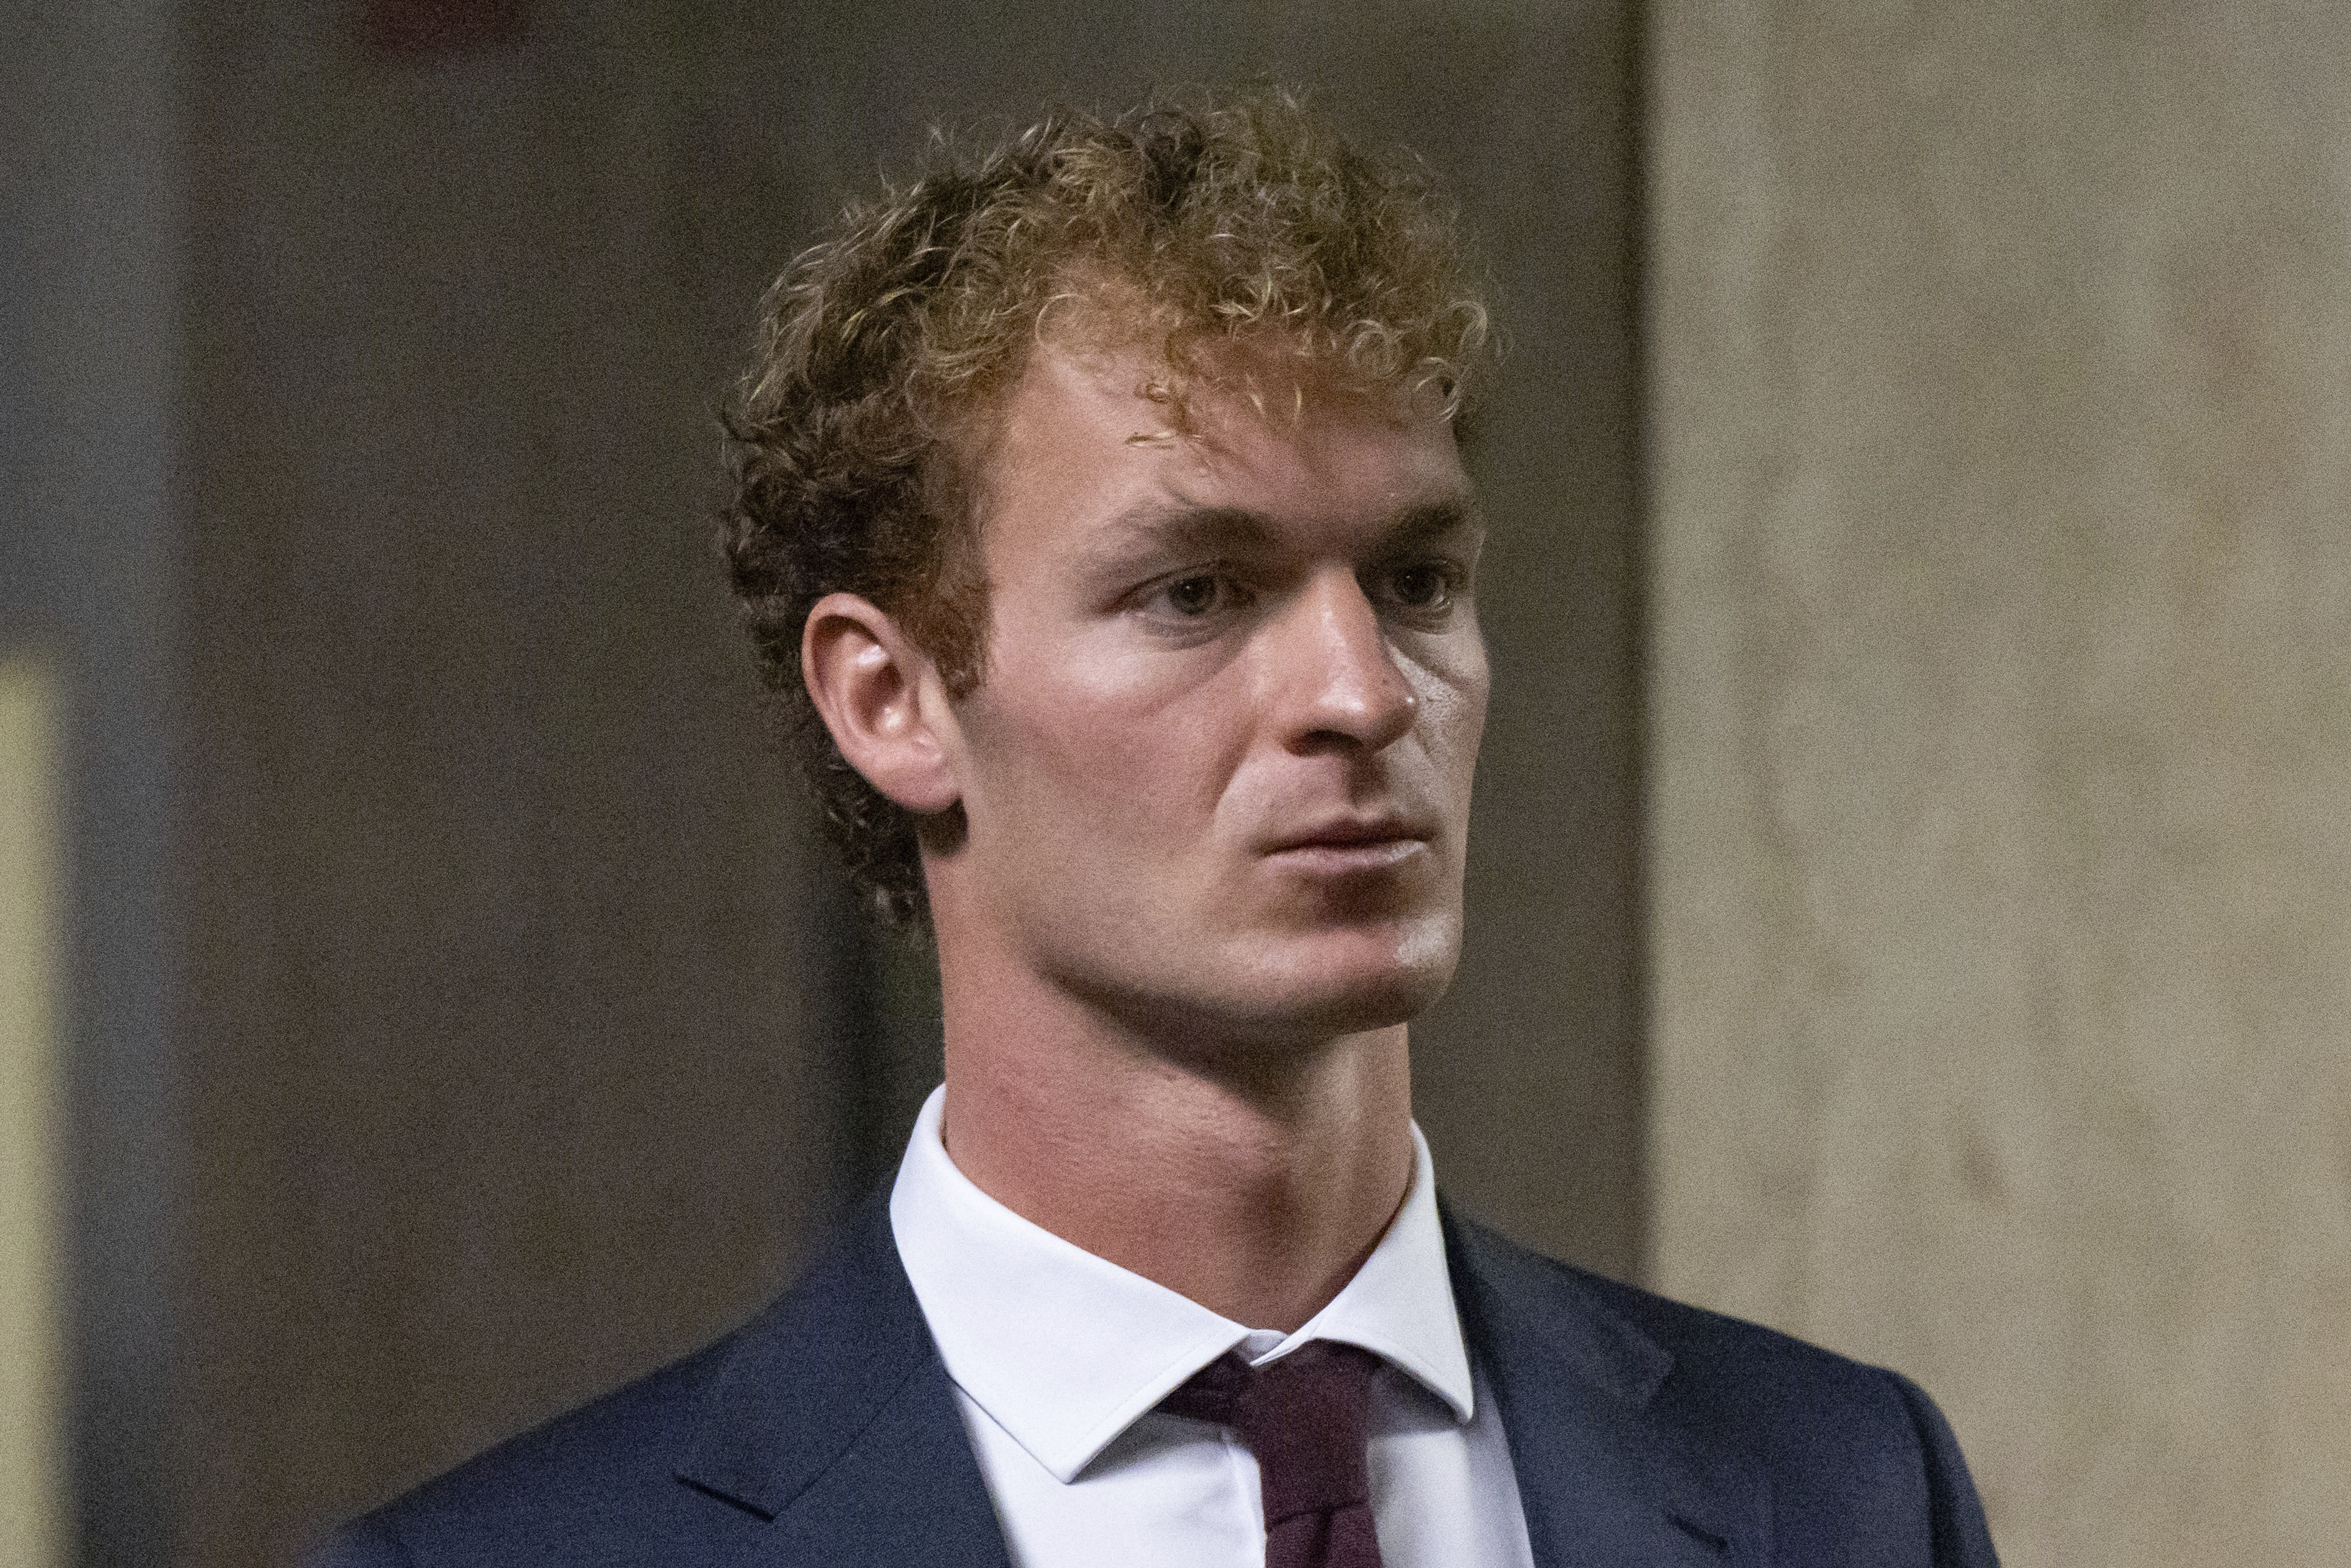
[317,91,1999,1567]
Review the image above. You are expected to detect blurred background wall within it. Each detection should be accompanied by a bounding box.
[1648,4,2351,1566]
[6,1,1642,1563]
[7,1,2349,1566]
[3,3,183,1564]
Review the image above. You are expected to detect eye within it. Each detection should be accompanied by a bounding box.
[1380,561,1461,617]
[1142,571,1250,623]
[1162,574,1224,617]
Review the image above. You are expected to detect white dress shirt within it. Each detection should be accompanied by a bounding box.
[889,1086,1537,1568]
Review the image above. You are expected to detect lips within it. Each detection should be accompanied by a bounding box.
[1271,819,1425,849]
[1260,815,1437,867]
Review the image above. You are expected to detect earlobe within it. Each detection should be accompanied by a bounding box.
[801,592,962,814]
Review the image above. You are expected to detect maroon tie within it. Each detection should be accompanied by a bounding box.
[1159,1340,1385,1568]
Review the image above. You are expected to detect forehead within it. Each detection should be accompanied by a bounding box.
[974,340,1471,568]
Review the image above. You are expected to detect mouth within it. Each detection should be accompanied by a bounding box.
[1261,817,1437,874]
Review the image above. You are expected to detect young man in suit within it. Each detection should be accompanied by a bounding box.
[317,91,2000,1567]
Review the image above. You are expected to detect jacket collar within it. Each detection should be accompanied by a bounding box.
[1440,1204,1771,1566]
[891,1089,1477,1483]
[672,1192,1014,1567]
[671,1185,1764,1568]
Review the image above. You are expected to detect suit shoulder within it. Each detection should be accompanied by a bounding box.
[1453,1212,1907,1416]
[1591,1276,2000,1567]
[1571,1262,1901,1411]
[1445,1212,1999,1565]
[323,1327,746,1567]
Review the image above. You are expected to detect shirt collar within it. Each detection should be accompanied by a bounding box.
[888,1085,1475,1483]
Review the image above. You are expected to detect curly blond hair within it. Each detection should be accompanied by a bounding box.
[721,87,1496,925]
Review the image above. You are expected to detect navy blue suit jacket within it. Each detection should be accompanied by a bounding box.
[314,1197,2000,1566]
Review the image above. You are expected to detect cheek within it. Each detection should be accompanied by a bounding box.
[968,647,1246,835]
[1410,642,1491,792]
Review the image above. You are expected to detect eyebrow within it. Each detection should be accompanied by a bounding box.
[1376,495,1486,553]
[1089,493,1484,568]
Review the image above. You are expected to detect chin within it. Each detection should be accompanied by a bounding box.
[1220,913,1463,1043]
[1037,900,1463,1055]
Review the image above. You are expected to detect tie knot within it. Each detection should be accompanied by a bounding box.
[1160,1341,1384,1529]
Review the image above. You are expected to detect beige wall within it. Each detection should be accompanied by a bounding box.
[1648,6,2351,1566]
[1,657,63,1568]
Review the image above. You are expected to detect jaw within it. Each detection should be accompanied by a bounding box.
[1038,902,1465,1065]
[918,811,1472,1058]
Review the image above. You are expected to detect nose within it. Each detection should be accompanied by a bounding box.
[1271,570,1418,753]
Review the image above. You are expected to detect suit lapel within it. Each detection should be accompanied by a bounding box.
[1442,1207,1772,1568]
[674,1194,1014,1568]
[668,1185,1770,1567]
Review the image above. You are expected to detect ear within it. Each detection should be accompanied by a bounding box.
[800,592,963,815]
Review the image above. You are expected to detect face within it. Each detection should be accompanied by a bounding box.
[929,340,1489,1052]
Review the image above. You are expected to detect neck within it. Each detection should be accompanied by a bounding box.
[931,932,1415,1334]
